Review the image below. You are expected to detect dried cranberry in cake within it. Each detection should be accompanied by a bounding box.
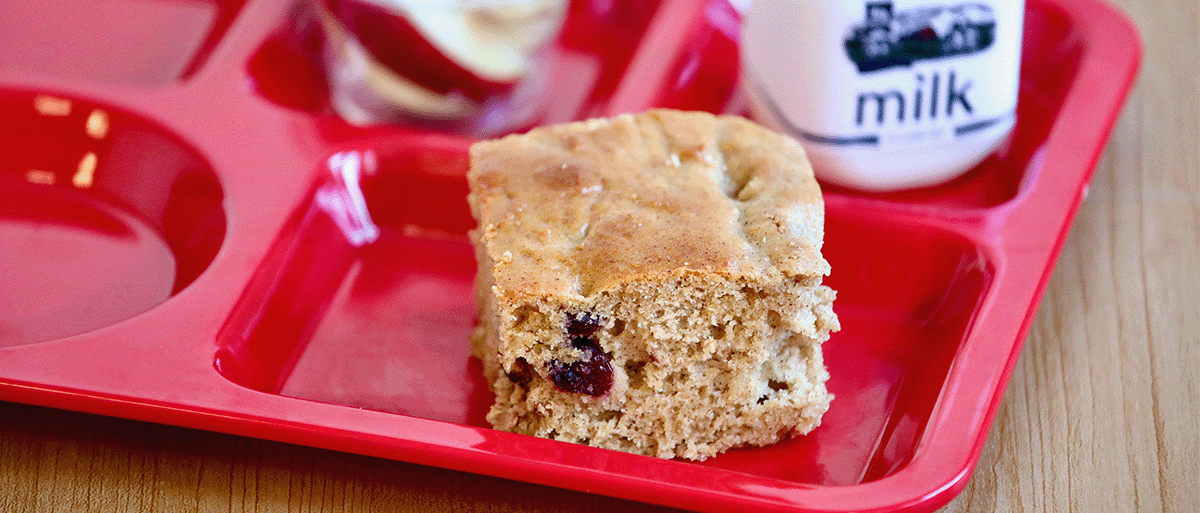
[551,322,613,396]
[568,333,598,352]
[566,312,604,336]
[548,352,613,397]
[505,358,534,386]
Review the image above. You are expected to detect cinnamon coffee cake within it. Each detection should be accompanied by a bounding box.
[467,109,838,460]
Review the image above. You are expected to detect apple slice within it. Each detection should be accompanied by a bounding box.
[322,0,566,104]
[317,4,480,121]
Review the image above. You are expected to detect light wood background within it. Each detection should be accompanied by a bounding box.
[942,0,1199,511]
[1,0,1196,511]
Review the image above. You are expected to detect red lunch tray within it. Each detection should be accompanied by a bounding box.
[0,0,1141,511]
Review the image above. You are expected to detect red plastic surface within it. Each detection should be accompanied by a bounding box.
[0,0,1141,511]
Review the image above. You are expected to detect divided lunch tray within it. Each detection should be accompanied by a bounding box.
[0,0,1140,511]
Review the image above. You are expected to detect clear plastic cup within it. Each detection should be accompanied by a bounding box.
[315,0,568,136]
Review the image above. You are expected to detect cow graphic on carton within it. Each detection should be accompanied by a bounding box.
[845,1,996,73]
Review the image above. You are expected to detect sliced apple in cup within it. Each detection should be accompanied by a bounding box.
[319,0,567,121]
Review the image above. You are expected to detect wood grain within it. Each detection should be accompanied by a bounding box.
[1,0,1196,511]
[0,402,683,513]
[943,0,1200,511]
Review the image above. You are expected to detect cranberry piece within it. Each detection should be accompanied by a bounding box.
[549,352,613,397]
[553,312,614,396]
[505,358,534,386]
[566,312,604,337]
[568,333,599,352]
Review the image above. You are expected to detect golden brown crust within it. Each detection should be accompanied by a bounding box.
[468,109,830,300]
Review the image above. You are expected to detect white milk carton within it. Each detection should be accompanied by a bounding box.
[742,0,1024,191]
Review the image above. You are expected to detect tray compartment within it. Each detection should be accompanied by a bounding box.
[215,134,995,486]
[0,0,249,85]
[700,214,994,485]
[246,0,666,126]
[0,90,225,346]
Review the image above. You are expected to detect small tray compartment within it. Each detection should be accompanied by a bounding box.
[248,0,668,125]
[0,0,249,85]
[0,90,225,346]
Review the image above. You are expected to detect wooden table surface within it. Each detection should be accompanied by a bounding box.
[2,0,1197,511]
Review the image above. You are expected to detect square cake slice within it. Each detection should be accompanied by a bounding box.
[467,109,839,460]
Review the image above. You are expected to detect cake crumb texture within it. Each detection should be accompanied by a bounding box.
[468,109,839,460]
